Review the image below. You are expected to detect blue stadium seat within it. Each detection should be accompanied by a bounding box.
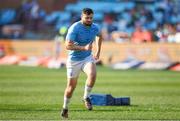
[59,12,71,21]
[93,12,104,21]
[0,9,16,25]
[45,11,61,24]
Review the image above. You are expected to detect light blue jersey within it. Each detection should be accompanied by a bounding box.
[66,21,100,61]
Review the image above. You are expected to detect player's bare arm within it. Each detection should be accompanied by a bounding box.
[65,40,92,51]
[94,33,102,60]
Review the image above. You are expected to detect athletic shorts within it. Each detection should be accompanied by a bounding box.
[66,55,95,78]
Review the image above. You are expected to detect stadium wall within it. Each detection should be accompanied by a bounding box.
[0,40,179,64]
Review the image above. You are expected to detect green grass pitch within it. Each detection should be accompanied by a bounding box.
[0,65,180,120]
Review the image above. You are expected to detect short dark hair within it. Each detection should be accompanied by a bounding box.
[82,8,94,15]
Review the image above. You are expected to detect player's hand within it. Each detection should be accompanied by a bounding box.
[84,43,92,51]
[94,52,100,60]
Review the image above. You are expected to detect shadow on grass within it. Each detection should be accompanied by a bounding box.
[71,105,138,112]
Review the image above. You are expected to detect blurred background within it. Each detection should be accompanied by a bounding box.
[0,0,180,71]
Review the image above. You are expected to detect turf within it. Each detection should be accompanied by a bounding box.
[0,65,180,120]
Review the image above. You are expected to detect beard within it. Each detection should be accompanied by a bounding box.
[82,21,92,26]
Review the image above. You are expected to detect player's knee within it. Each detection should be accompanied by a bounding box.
[88,72,96,81]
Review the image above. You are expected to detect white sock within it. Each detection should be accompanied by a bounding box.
[83,85,92,99]
[63,97,70,109]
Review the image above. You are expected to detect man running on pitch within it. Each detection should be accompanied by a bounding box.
[61,8,102,118]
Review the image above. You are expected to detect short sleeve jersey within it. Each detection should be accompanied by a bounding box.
[66,21,100,61]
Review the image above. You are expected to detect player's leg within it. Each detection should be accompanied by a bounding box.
[61,77,78,118]
[63,77,78,108]
[82,61,96,110]
[61,61,81,118]
[83,62,96,96]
